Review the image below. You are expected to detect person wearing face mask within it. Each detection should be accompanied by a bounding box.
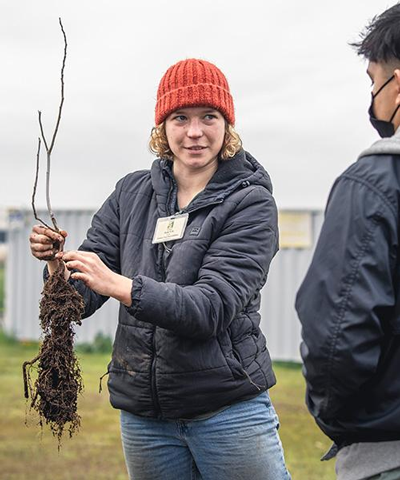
[295,4,400,480]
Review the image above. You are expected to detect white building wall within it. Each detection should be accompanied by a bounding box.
[5,209,119,344]
[4,208,324,361]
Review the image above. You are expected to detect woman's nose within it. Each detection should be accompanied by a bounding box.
[187,119,203,138]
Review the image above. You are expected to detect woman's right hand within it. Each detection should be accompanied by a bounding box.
[29,225,68,261]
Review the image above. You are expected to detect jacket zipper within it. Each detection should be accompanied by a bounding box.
[151,327,161,417]
[150,197,224,417]
[150,244,165,418]
[177,198,224,216]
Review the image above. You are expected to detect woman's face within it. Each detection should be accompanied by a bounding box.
[165,107,225,173]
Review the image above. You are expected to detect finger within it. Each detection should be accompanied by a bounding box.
[60,230,68,238]
[41,253,58,261]
[32,225,47,234]
[31,225,64,243]
[32,249,56,260]
[59,250,77,262]
[70,272,89,284]
[32,225,54,237]
[43,228,64,243]
[31,243,57,253]
[61,250,94,263]
[51,232,65,243]
[64,260,89,273]
[29,233,53,245]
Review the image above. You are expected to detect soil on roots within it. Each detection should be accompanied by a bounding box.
[23,260,85,444]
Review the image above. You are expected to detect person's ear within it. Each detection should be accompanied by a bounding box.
[394,69,400,106]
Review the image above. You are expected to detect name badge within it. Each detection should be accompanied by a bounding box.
[152,213,189,244]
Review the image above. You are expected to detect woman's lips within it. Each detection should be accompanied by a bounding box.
[186,146,206,150]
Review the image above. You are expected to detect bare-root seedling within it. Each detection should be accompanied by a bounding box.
[23,18,85,446]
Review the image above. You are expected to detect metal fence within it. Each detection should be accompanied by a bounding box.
[4,208,324,361]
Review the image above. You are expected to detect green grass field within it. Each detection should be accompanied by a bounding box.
[0,333,336,479]
[0,263,4,317]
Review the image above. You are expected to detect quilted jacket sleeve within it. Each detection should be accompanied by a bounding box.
[69,180,122,318]
[126,186,279,339]
[295,172,398,426]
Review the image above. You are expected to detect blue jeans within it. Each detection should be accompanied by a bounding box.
[120,392,291,480]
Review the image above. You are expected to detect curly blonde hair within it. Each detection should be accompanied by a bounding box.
[149,122,242,160]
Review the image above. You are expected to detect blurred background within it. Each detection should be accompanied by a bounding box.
[0,0,392,211]
[0,0,395,478]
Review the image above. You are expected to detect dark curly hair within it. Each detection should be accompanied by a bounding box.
[351,3,400,63]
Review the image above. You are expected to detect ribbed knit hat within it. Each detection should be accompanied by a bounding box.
[155,58,235,126]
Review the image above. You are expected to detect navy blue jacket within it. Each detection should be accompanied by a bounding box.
[71,150,279,419]
[296,134,400,446]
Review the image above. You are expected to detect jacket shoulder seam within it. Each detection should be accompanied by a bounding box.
[227,185,273,213]
[341,173,397,219]
[231,186,277,241]
[118,171,151,193]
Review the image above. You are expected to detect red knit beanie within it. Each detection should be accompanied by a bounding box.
[155,58,235,126]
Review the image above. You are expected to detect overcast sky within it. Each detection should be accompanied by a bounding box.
[1,0,396,214]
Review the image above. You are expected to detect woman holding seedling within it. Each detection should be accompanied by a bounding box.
[30,58,290,480]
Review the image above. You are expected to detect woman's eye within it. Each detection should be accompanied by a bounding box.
[174,115,187,121]
[204,114,217,120]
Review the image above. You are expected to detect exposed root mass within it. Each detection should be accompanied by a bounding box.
[23,261,85,444]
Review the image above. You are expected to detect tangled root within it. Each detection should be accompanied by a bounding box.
[23,260,85,444]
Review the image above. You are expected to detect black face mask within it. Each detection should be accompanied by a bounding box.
[369,74,400,138]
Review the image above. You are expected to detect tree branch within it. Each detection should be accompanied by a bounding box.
[23,355,40,399]
[46,150,58,231]
[38,111,49,152]
[31,137,53,229]
[35,17,68,233]
[48,18,67,155]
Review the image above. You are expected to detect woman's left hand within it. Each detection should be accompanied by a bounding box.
[56,250,133,306]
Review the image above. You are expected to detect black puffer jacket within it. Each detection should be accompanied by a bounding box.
[296,132,400,446]
[72,149,279,419]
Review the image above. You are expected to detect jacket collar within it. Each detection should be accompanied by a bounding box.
[150,149,273,215]
[358,125,400,159]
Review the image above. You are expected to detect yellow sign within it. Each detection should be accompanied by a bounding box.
[278,211,312,249]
